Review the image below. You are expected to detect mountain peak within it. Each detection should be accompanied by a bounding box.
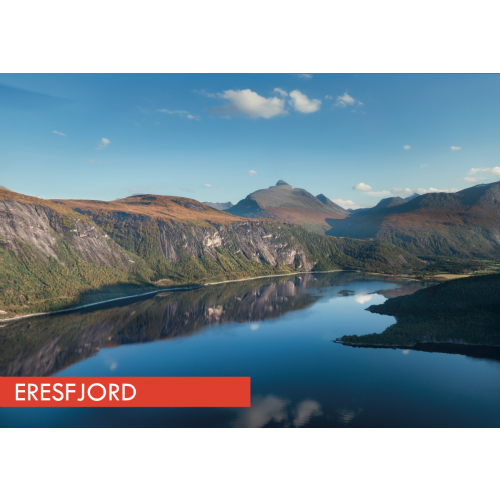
[316,194,348,214]
[369,196,407,212]
[276,180,289,186]
[405,193,419,201]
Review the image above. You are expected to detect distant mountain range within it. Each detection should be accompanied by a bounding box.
[223,179,500,258]
[405,193,420,201]
[203,201,234,211]
[225,180,348,233]
[326,182,500,258]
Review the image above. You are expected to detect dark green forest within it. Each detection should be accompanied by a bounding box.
[340,273,500,346]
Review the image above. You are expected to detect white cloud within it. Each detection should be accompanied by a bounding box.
[353,182,372,192]
[249,170,257,176]
[333,199,357,208]
[158,109,199,120]
[96,138,110,150]
[403,145,411,150]
[419,164,428,169]
[365,190,391,197]
[353,183,392,198]
[52,130,65,136]
[468,167,500,177]
[203,184,212,188]
[289,90,321,114]
[298,74,313,79]
[194,89,216,98]
[391,188,414,196]
[158,109,188,114]
[218,187,225,191]
[416,187,459,195]
[179,187,195,193]
[464,177,487,183]
[325,95,333,100]
[274,88,288,97]
[451,146,461,151]
[339,93,355,105]
[335,92,362,107]
[211,89,287,119]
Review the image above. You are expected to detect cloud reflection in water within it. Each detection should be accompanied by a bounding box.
[337,407,363,424]
[355,294,372,304]
[232,395,323,428]
[293,399,323,427]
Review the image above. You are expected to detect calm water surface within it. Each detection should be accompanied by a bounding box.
[1,272,500,427]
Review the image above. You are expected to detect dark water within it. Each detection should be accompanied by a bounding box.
[1,272,500,428]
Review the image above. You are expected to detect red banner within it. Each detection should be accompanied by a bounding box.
[0,377,251,407]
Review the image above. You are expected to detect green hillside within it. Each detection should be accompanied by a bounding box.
[339,273,500,346]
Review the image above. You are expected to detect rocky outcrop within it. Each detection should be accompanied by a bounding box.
[72,206,317,271]
[0,199,132,269]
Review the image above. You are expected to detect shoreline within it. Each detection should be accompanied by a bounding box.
[0,269,347,324]
[334,339,500,349]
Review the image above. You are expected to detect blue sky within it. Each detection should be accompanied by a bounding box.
[1,73,499,208]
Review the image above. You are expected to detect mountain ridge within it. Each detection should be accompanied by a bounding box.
[326,181,500,258]
[0,187,423,318]
[225,180,348,233]
[203,201,234,211]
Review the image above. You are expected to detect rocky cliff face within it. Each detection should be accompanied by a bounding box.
[69,201,425,280]
[72,206,316,272]
[0,189,141,317]
[0,195,132,269]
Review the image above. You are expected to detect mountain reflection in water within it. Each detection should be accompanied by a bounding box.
[1,272,421,378]
[2,272,500,428]
[0,273,328,377]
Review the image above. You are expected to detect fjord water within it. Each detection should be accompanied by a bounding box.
[1,272,500,428]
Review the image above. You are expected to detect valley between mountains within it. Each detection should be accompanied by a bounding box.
[1,178,500,319]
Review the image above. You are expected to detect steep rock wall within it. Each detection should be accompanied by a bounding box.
[0,200,133,268]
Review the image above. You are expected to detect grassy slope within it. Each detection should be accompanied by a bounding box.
[287,226,423,273]
[340,273,500,346]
